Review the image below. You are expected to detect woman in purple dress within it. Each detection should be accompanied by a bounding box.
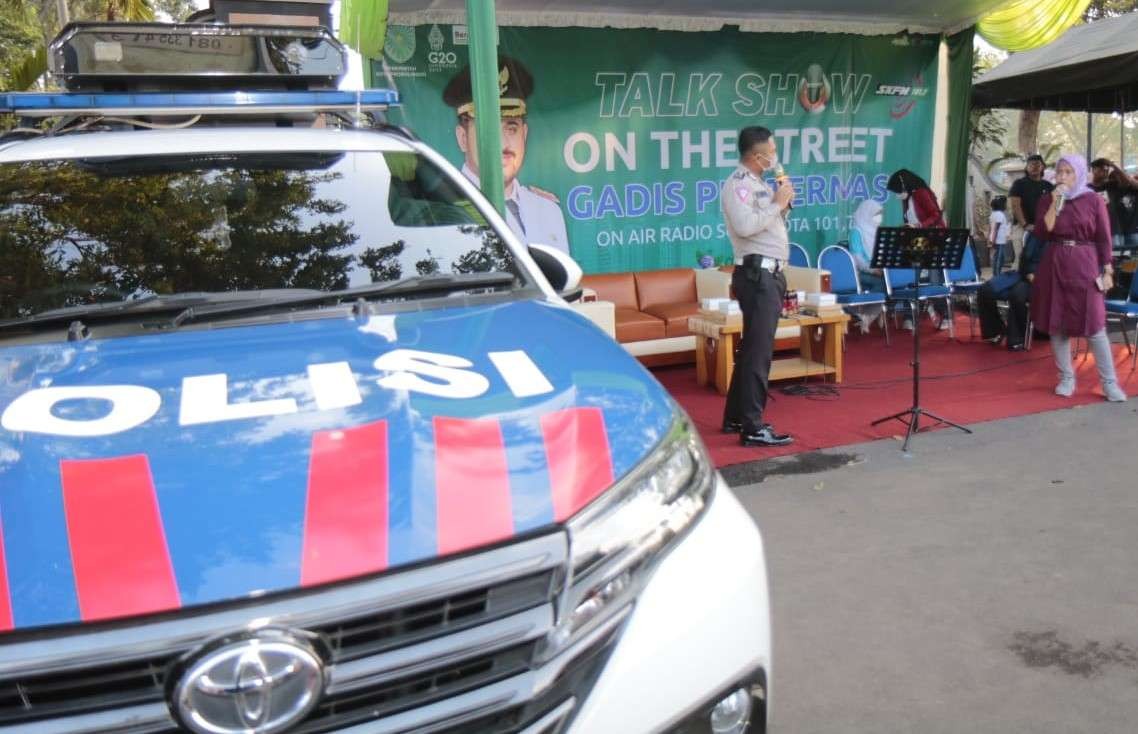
[1032,153,1126,402]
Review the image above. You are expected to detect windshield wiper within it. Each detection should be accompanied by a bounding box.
[170,272,518,327]
[0,290,321,334]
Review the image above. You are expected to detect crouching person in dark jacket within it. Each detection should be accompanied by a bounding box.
[977,235,1048,350]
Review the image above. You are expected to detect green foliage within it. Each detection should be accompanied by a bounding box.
[970,50,1008,156]
[151,0,198,22]
[450,228,513,275]
[1082,0,1138,20]
[359,241,406,282]
[0,0,157,90]
[2,45,44,93]
[0,2,41,90]
[0,163,358,318]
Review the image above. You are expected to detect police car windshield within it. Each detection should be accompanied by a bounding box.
[0,150,522,321]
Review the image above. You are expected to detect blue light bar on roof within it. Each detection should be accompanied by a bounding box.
[0,90,400,118]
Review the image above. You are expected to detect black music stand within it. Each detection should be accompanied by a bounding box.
[870,226,972,452]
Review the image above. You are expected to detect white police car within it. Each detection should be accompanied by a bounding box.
[0,16,770,734]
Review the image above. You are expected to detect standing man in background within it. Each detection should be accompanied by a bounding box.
[1009,154,1053,270]
[720,126,796,448]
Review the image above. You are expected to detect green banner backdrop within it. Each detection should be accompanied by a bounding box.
[373,25,941,274]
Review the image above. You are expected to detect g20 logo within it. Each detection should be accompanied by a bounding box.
[428,51,458,65]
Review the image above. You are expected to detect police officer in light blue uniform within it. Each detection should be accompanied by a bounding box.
[444,56,570,254]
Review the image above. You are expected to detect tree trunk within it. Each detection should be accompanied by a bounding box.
[1018,109,1041,156]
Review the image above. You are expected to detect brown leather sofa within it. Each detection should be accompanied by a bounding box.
[579,268,729,366]
[577,266,831,366]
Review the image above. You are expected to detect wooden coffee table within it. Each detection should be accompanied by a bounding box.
[688,312,850,395]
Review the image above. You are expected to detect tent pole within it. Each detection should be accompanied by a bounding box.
[466,0,505,215]
[1121,111,1126,168]
[1086,111,1093,161]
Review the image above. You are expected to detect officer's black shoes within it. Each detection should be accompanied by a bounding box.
[740,425,794,447]
[725,420,795,446]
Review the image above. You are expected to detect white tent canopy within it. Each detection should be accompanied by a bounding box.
[388,0,1009,35]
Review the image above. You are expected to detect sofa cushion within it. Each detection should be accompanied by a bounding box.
[614,307,666,342]
[643,302,700,338]
[580,272,638,309]
[634,268,697,312]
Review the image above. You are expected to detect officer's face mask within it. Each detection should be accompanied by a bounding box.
[753,150,778,169]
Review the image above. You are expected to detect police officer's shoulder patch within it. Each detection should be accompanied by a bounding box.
[731,170,748,180]
[524,184,560,204]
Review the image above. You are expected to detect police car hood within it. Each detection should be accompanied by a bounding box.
[0,300,676,632]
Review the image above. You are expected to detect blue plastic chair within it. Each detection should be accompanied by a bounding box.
[945,245,984,338]
[883,266,954,336]
[789,242,810,268]
[819,245,889,345]
[1106,270,1138,371]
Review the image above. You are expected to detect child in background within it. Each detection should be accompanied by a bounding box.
[988,196,1010,273]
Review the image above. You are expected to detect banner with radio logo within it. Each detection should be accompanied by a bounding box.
[374,25,939,274]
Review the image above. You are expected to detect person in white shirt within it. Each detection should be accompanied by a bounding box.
[988,196,1010,273]
[847,198,887,334]
[848,199,885,290]
[443,56,570,254]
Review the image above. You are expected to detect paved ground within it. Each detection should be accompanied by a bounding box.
[725,398,1138,733]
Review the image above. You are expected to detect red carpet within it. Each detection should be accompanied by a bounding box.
[654,316,1137,468]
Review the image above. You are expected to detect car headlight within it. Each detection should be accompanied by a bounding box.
[539,415,715,660]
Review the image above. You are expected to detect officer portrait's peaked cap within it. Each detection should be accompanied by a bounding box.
[442,55,535,119]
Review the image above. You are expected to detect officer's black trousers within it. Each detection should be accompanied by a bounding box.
[724,265,786,431]
[978,277,1031,347]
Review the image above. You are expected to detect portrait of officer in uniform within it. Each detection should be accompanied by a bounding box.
[442,55,570,254]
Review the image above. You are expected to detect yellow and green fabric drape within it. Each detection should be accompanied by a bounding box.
[978,0,1092,51]
[340,0,389,59]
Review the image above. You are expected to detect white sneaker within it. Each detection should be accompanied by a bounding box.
[1103,381,1128,402]
[902,318,914,331]
[1055,377,1076,397]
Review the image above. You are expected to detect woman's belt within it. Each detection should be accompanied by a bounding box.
[1050,239,1091,247]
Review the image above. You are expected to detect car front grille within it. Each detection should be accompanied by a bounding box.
[0,532,619,733]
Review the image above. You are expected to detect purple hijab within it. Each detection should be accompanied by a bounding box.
[1056,153,1095,200]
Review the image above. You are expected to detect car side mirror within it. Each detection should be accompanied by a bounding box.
[528,243,583,302]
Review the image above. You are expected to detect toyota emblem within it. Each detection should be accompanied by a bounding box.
[172,630,325,734]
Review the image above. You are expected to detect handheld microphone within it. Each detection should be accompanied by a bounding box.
[1054,190,1065,216]
[773,163,793,211]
